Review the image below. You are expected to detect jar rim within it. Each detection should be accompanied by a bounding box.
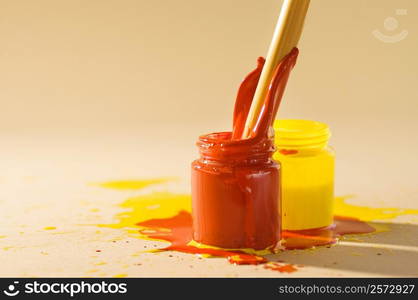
[274,119,331,149]
[197,131,275,162]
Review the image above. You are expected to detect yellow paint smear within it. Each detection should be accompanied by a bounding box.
[43,226,56,230]
[96,178,175,190]
[334,196,418,222]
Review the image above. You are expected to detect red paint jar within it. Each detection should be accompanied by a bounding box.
[191,132,280,250]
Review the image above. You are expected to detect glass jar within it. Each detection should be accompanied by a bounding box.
[191,132,280,250]
[273,120,335,231]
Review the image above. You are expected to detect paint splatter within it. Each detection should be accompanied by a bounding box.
[137,210,267,265]
[95,179,418,273]
[264,262,298,273]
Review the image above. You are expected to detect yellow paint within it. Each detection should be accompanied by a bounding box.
[43,226,56,230]
[113,273,128,278]
[334,196,418,222]
[274,120,335,230]
[96,178,175,190]
[101,192,190,230]
[0,235,6,239]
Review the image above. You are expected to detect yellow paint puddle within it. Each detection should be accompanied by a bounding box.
[100,192,190,230]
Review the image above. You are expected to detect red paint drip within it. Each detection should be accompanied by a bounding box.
[279,149,299,155]
[136,211,375,272]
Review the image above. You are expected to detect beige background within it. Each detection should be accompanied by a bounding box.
[0,0,417,277]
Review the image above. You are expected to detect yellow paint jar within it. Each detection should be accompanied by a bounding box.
[273,120,335,231]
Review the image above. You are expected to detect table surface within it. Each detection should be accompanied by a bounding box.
[1,127,417,278]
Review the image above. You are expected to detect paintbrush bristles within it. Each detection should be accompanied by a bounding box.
[242,0,310,138]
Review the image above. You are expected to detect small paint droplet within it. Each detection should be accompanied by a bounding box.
[44,226,56,230]
[264,262,297,273]
[96,250,101,252]
[113,274,128,278]
[279,149,298,155]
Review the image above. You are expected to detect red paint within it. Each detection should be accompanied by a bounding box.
[137,211,266,265]
[334,215,376,235]
[232,49,299,139]
[136,210,375,273]
[191,49,299,250]
[264,262,298,273]
[282,216,375,250]
[279,149,299,155]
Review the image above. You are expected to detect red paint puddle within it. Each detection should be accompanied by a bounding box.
[138,211,266,265]
[282,216,375,250]
[136,210,375,273]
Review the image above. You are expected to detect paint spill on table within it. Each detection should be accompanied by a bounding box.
[98,179,418,273]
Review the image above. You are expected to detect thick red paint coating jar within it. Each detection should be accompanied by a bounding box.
[191,132,280,250]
